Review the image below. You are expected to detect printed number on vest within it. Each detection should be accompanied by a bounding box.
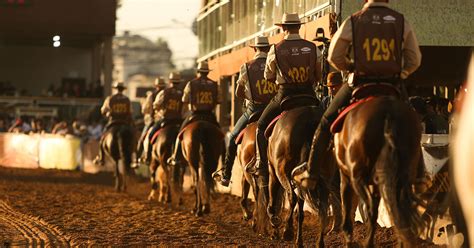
[256,79,277,95]
[362,38,396,62]
[288,67,310,83]
[112,103,128,113]
[166,99,180,111]
[197,91,213,104]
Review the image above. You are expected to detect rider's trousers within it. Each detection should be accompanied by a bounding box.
[223,103,265,179]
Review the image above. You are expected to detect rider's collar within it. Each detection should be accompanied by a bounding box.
[254,51,267,59]
[284,34,302,41]
[364,1,390,9]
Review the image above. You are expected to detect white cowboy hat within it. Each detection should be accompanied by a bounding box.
[197,61,212,72]
[168,72,183,84]
[275,13,304,26]
[249,36,271,48]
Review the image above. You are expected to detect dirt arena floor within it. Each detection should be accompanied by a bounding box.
[0,166,442,247]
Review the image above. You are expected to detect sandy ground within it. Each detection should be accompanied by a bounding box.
[0,166,442,247]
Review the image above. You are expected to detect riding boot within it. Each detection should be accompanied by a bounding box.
[167,138,182,166]
[293,127,332,190]
[93,136,106,166]
[215,143,237,187]
[254,128,269,187]
[414,151,431,194]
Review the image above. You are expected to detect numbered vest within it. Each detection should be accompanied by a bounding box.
[190,77,218,112]
[352,6,404,77]
[109,93,131,121]
[246,58,277,104]
[275,39,317,86]
[162,87,183,119]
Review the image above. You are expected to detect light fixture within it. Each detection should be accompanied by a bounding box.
[53,41,61,47]
[53,35,60,41]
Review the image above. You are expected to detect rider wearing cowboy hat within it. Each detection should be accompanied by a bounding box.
[141,72,185,164]
[94,82,133,165]
[168,61,222,166]
[137,77,167,163]
[295,0,422,189]
[214,36,275,187]
[253,13,322,182]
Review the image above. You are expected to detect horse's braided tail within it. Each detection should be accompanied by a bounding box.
[118,126,132,171]
[375,114,424,242]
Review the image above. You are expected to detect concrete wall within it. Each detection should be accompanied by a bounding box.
[0,45,92,95]
[342,0,474,47]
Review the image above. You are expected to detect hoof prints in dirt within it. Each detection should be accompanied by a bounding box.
[0,200,70,247]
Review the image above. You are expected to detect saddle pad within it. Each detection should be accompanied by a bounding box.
[264,112,286,139]
[150,129,163,144]
[330,97,375,134]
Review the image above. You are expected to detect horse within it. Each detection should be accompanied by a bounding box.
[265,103,340,247]
[452,54,474,247]
[235,122,269,233]
[333,95,425,247]
[180,120,224,216]
[148,122,184,205]
[101,123,135,192]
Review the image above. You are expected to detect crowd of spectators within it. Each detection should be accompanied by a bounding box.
[0,80,103,98]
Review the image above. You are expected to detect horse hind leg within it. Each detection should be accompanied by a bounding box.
[283,190,298,241]
[341,173,357,247]
[351,176,377,248]
[295,196,305,248]
[148,159,158,201]
[240,174,252,221]
[114,160,121,192]
[267,172,284,240]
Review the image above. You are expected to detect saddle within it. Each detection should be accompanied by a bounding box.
[150,119,182,144]
[177,114,222,141]
[330,83,400,134]
[234,111,263,145]
[263,94,318,139]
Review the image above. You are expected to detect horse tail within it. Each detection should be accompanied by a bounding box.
[375,114,424,241]
[198,124,216,194]
[118,126,132,171]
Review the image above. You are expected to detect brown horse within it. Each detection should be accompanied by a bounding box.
[101,123,135,192]
[334,96,425,247]
[236,122,269,233]
[148,123,184,204]
[180,120,224,216]
[266,105,339,247]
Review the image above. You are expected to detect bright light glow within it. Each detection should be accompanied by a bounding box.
[53,35,60,41]
[53,41,61,47]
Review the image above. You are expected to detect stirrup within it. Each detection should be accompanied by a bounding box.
[167,156,178,166]
[292,162,317,190]
[93,157,105,166]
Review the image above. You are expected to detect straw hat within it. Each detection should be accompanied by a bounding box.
[154,77,166,87]
[112,82,126,89]
[275,13,304,26]
[326,72,343,87]
[250,36,271,48]
[168,72,183,84]
[197,61,211,72]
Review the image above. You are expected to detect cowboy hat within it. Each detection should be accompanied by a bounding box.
[275,13,304,26]
[168,72,183,84]
[112,82,127,89]
[197,61,212,72]
[154,76,166,87]
[326,72,343,87]
[249,36,271,48]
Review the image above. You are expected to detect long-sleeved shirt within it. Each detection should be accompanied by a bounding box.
[328,1,422,79]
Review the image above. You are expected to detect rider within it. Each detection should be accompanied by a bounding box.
[253,13,322,182]
[294,0,422,189]
[136,77,166,164]
[142,72,184,163]
[320,72,343,110]
[94,82,133,165]
[214,36,275,187]
[168,61,222,166]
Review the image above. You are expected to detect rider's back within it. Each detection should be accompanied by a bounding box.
[108,93,132,123]
[188,76,218,112]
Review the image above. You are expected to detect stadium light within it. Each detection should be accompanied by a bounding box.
[53,35,60,42]
[53,41,61,48]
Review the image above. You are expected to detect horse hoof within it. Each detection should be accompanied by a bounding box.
[283,228,294,241]
[270,216,282,227]
[242,212,252,221]
[194,211,203,217]
[251,221,257,232]
[202,204,210,214]
[271,232,280,240]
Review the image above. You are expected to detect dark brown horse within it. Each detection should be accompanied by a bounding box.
[180,120,224,216]
[334,96,425,247]
[265,105,340,247]
[236,122,269,233]
[101,124,135,192]
[148,123,184,204]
